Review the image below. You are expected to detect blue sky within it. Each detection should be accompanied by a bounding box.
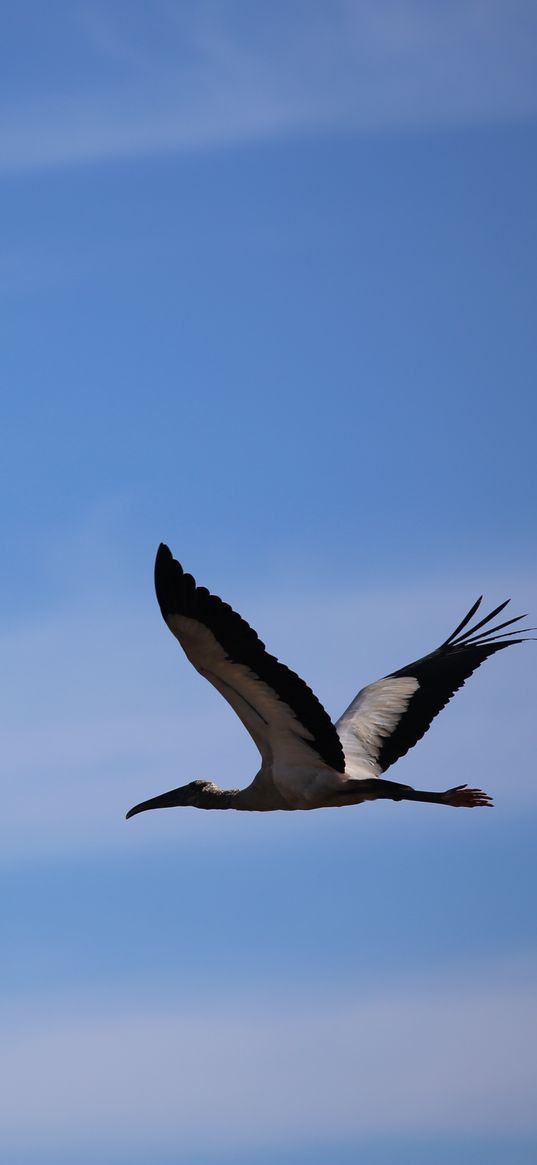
[1,3,536,1162]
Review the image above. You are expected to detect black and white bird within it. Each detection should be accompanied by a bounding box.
[127,544,531,819]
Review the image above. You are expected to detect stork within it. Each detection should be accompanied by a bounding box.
[127,545,531,818]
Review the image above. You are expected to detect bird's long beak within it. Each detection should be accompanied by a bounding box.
[126,786,187,819]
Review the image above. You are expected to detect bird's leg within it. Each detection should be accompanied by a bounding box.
[403,782,493,807]
[367,777,493,808]
[370,778,491,806]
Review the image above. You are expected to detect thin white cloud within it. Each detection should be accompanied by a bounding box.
[2,0,537,172]
[1,957,536,1153]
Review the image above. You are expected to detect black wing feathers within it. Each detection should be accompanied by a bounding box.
[377,597,532,774]
[155,544,346,772]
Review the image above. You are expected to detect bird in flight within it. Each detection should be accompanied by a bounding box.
[127,545,531,819]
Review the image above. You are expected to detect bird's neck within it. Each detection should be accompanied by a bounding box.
[195,784,252,810]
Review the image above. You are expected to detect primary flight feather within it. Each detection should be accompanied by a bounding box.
[126,544,531,819]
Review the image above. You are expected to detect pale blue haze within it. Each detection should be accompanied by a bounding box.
[1,4,536,1163]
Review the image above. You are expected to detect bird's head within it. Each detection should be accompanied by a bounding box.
[126,780,217,818]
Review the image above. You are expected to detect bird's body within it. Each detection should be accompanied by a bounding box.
[126,545,532,820]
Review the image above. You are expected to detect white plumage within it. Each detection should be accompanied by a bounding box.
[336,676,420,780]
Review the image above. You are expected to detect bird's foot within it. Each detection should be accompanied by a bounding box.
[441,784,493,808]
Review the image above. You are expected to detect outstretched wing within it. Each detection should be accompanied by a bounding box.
[336,597,532,778]
[154,545,345,773]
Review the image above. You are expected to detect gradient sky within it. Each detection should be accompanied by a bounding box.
[2,3,537,1163]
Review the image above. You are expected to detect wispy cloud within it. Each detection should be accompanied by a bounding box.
[2,957,536,1154]
[2,1,537,173]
